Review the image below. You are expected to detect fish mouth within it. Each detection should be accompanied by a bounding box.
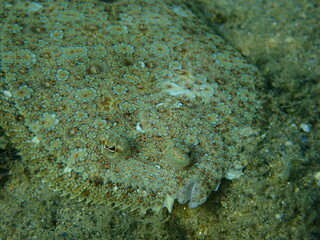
[177,180,209,208]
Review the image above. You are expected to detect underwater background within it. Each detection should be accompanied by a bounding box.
[1,0,319,239]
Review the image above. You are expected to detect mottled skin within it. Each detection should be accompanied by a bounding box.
[0,0,260,213]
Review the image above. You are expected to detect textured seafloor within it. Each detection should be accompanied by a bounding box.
[1,0,320,239]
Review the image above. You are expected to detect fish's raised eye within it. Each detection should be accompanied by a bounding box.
[101,135,131,160]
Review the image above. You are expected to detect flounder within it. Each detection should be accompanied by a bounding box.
[0,0,260,213]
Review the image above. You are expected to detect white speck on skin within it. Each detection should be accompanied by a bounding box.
[156,102,164,107]
[63,166,72,173]
[3,90,12,97]
[155,165,161,169]
[136,122,145,133]
[31,137,40,144]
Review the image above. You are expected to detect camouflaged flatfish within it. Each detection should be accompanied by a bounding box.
[0,0,260,213]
